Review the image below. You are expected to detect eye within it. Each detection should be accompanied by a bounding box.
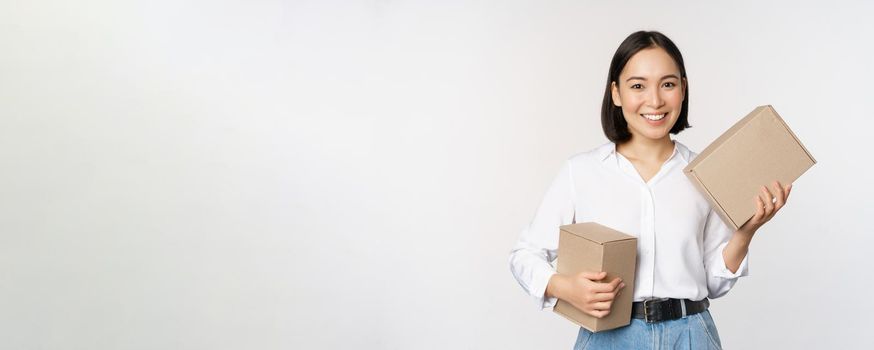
[631,83,643,89]
[663,82,676,88]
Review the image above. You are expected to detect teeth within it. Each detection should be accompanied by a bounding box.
[642,113,666,121]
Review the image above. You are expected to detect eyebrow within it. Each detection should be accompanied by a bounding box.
[625,74,680,82]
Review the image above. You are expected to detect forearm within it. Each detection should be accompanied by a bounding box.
[723,229,755,273]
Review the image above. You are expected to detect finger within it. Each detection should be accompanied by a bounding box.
[580,271,607,282]
[750,195,765,224]
[785,183,793,200]
[607,277,623,291]
[772,181,786,211]
[592,290,619,302]
[760,186,775,215]
[591,300,613,311]
[764,184,780,219]
[761,185,776,206]
[590,278,622,293]
[589,309,610,319]
[589,282,616,295]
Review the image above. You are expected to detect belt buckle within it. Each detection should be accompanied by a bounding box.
[643,297,669,323]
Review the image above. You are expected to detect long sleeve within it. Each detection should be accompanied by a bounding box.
[509,161,576,310]
[702,208,749,299]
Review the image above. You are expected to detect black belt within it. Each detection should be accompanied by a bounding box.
[631,298,709,323]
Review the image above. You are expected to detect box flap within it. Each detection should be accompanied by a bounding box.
[560,222,635,244]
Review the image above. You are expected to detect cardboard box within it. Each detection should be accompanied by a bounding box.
[684,105,816,230]
[553,222,637,332]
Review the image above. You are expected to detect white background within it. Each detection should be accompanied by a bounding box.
[2,1,872,349]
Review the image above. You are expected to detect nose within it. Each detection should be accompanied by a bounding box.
[647,87,664,108]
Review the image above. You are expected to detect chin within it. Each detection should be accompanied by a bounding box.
[640,133,671,141]
[629,126,670,140]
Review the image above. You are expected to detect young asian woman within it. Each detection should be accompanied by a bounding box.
[509,31,792,350]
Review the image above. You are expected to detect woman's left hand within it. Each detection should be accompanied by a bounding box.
[737,180,792,235]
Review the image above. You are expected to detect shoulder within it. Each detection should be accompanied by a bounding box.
[566,142,615,165]
[673,140,699,164]
[555,142,615,180]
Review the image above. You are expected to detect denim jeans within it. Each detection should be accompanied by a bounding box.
[574,310,723,350]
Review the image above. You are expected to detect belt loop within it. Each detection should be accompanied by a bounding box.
[680,299,687,318]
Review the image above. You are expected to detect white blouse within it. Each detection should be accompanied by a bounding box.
[509,140,749,309]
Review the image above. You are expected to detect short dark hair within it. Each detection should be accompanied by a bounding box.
[601,31,691,143]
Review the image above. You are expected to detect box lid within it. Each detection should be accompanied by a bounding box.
[560,222,635,244]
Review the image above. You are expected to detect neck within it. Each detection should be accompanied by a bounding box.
[616,136,675,162]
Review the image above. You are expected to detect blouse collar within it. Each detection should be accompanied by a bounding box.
[597,140,693,164]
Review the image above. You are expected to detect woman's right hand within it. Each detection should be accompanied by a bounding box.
[547,271,626,318]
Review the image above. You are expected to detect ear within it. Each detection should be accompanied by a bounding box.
[611,81,622,107]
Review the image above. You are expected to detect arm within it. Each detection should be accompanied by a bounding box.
[723,181,792,273]
[509,161,575,309]
[508,160,625,316]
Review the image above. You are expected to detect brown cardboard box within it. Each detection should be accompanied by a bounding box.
[684,105,816,230]
[553,223,637,332]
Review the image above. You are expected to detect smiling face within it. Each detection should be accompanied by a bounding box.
[611,47,686,143]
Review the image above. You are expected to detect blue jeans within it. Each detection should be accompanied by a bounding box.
[574,310,723,350]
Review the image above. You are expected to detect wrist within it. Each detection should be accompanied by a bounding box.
[545,273,567,300]
[735,227,757,239]
[726,229,754,258]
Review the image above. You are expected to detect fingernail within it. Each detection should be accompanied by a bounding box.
[620,283,626,288]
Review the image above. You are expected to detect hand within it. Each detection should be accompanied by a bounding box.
[738,180,792,235]
[552,271,626,319]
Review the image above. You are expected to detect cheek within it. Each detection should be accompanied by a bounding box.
[621,105,641,121]
[620,94,645,112]
[666,90,685,105]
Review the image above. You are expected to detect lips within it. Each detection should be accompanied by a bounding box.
[641,113,667,121]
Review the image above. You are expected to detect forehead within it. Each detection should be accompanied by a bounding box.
[620,47,680,79]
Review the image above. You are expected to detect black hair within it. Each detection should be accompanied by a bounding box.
[601,31,690,143]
